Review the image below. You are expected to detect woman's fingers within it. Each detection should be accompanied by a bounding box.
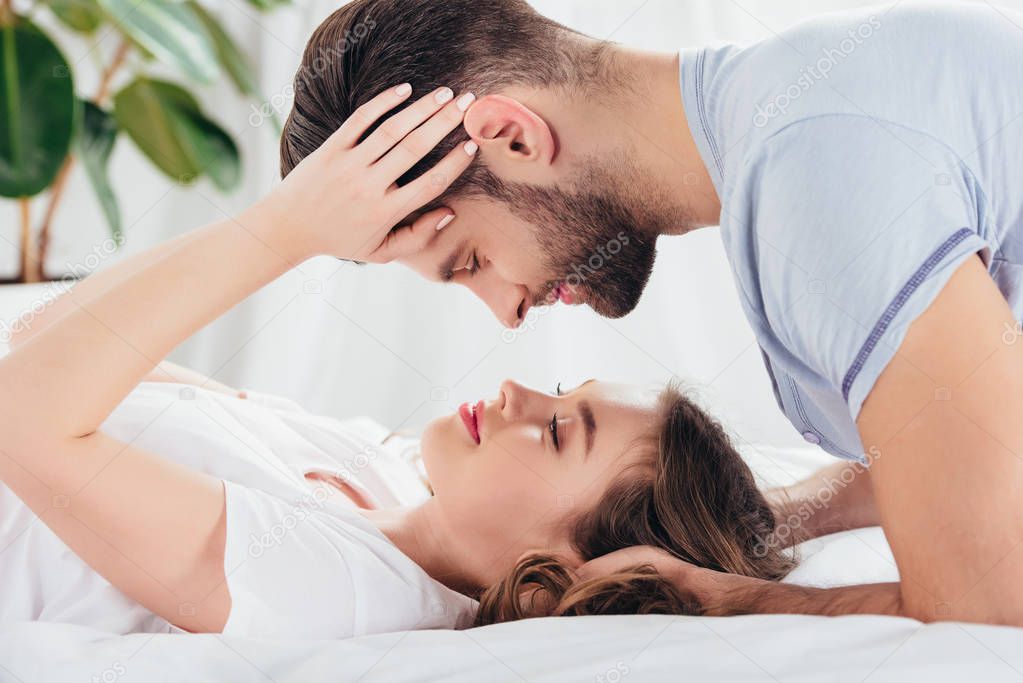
[359,87,460,162]
[375,92,475,182]
[328,83,415,150]
[368,207,455,263]
[395,139,478,207]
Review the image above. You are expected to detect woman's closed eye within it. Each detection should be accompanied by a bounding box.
[549,382,563,451]
[548,413,561,451]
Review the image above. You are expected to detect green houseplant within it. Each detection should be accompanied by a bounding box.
[0,0,289,282]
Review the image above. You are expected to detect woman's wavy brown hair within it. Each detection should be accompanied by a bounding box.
[475,384,795,625]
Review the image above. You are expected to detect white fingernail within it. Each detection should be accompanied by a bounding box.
[395,83,412,97]
[435,87,454,104]
[436,214,455,231]
[464,141,479,156]
[456,93,476,112]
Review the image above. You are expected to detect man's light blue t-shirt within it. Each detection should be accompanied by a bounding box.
[679,3,1023,461]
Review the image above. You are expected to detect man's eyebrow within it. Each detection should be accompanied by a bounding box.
[438,240,468,283]
[579,399,597,456]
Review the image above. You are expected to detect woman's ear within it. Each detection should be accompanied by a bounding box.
[463,95,557,180]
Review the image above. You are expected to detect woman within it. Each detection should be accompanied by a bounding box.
[0,85,792,639]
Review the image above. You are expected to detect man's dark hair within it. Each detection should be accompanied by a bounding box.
[280,0,605,196]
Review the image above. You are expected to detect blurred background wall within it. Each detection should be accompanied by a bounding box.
[4,0,1017,449]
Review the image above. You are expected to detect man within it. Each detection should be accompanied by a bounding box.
[281,0,1023,626]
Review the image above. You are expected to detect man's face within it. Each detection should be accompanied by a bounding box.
[399,159,667,328]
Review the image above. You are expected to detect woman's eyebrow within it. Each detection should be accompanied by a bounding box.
[438,240,468,282]
[579,400,597,456]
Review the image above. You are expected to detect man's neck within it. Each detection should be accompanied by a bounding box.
[601,45,722,233]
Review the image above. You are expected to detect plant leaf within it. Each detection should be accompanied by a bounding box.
[0,18,75,198]
[175,111,240,191]
[243,0,291,11]
[46,0,105,33]
[113,77,240,190]
[187,1,257,97]
[113,78,199,182]
[96,0,219,83]
[78,100,122,241]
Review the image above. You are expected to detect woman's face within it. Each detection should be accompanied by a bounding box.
[419,379,662,570]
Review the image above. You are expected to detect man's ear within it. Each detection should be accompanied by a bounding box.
[463,95,557,182]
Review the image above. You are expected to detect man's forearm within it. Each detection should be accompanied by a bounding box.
[697,570,903,618]
[766,461,880,546]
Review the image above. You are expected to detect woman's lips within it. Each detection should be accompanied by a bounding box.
[458,400,484,444]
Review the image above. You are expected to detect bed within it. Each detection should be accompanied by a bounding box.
[1,285,1020,681]
[3,594,1023,682]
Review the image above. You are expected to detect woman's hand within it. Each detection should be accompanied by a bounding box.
[253,83,478,263]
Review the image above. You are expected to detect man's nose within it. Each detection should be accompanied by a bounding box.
[467,275,531,329]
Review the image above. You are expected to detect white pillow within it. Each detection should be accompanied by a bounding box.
[784,527,899,587]
[737,444,899,587]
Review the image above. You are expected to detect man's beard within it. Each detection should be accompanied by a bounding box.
[477,159,683,318]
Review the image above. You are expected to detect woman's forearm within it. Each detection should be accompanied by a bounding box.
[0,208,304,440]
[8,231,198,351]
[7,234,244,397]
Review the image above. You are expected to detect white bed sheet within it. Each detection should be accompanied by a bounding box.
[3,612,1022,682]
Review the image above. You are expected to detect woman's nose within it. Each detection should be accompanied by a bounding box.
[498,380,522,419]
[499,380,550,421]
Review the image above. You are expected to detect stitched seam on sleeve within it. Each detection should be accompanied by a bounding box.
[841,227,974,401]
[695,50,724,178]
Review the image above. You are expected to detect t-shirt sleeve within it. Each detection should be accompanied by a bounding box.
[220,480,360,639]
[739,115,990,419]
[219,481,475,639]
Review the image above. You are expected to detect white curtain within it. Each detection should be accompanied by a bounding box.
[7,0,1015,448]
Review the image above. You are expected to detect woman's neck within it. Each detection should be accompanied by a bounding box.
[360,502,482,596]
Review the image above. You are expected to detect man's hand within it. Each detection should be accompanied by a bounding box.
[576,545,902,618]
[576,546,695,586]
